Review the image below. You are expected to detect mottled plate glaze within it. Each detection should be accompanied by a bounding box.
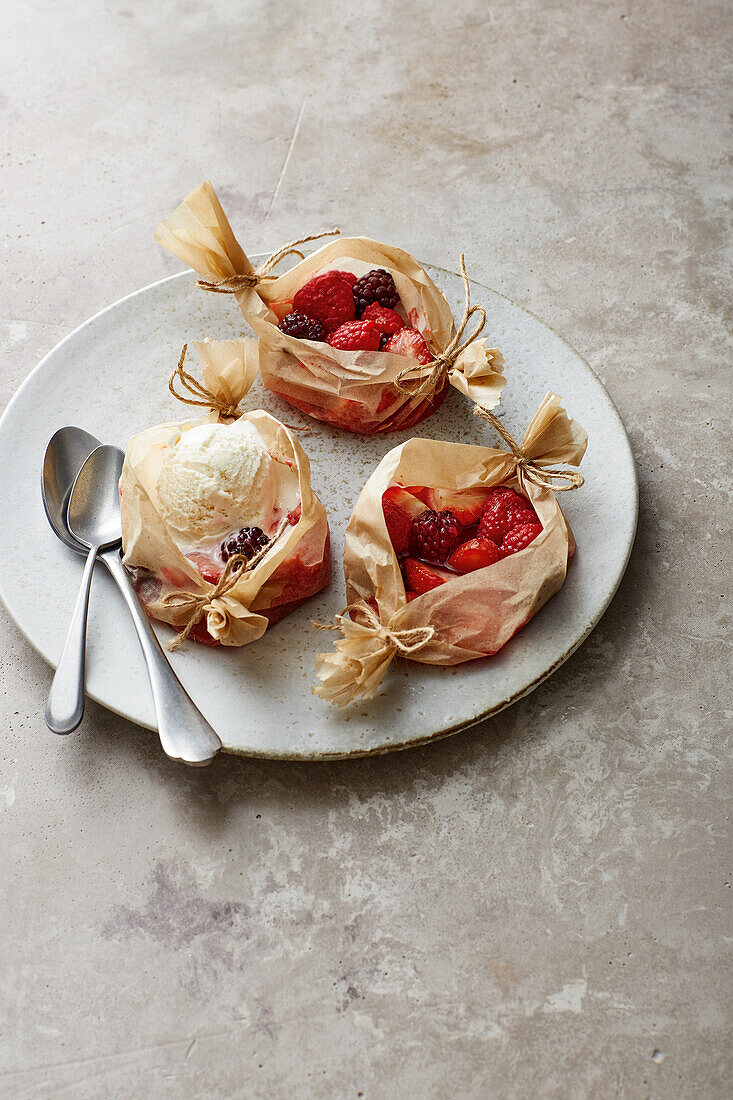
[0,264,637,759]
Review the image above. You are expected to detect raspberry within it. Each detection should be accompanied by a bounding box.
[475,514,505,544]
[478,486,537,541]
[278,312,326,341]
[410,509,463,563]
[221,527,269,563]
[502,522,543,555]
[293,272,355,333]
[383,327,433,364]
[353,268,399,316]
[362,303,405,335]
[327,319,381,352]
[328,269,357,287]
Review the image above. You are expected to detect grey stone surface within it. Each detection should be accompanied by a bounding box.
[1,0,731,1096]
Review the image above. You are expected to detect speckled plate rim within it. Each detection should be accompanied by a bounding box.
[0,267,637,760]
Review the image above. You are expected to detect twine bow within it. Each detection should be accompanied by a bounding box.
[196,228,342,294]
[168,343,241,420]
[162,517,289,650]
[395,254,486,398]
[473,405,585,492]
[314,600,435,658]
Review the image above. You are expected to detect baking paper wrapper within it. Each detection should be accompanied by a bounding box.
[155,182,506,433]
[313,393,587,705]
[120,340,330,647]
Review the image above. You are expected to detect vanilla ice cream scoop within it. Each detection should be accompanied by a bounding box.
[157,419,298,548]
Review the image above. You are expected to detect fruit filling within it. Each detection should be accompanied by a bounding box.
[381,483,543,597]
[277,266,435,366]
[156,418,301,584]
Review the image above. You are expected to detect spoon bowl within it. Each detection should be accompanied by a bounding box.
[67,444,125,550]
[42,426,101,551]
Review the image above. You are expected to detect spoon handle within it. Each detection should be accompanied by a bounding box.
[45,544,98,734]
[99,550,222,766]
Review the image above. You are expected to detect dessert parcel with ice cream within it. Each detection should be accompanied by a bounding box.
[120,339,330,648]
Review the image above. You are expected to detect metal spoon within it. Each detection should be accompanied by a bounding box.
[41,431,221,765]
[45,446,124,733]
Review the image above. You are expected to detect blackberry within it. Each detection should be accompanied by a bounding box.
[221,526,270,563]
[410,509,463,564]
[352,269,399,316]
[278,312,326,341]
[379,331,392,349]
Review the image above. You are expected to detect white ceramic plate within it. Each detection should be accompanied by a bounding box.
[0,264,637,759]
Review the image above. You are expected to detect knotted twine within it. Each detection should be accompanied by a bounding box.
[162,516,290,651]
[196,228,342,294]
[473,404,585,492]
[168,342,312,433]
[168,343,241,420]
[313,600,435,658]
[395,254,487,398]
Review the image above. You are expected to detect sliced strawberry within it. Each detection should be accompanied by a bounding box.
[382,500,412,555]
[402,557,452,595]
[382,486,427,555]
[401,485,432,505]
[382,485,428,519]
[376,387,398,414]
[383,327,433,364]
[184,555,223,585]
[161,565,194,589]
[448,537,503,574]
[423,486,491,526]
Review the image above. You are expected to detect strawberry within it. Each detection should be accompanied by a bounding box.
[362,303,405,336]
[382,498,412,555]
[185,555,223,585]
[448,537,503,573]
[383,327,433,364]
[401,485,432,505]
[382,485,428,519]
[423,486,490,526]
[382,486,427,555]
[402,557,452,595]
[293,271,355,333]
[376,387,398,414]
[327,319,381,352]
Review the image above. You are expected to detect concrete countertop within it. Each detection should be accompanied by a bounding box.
[1,2,730,1096]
